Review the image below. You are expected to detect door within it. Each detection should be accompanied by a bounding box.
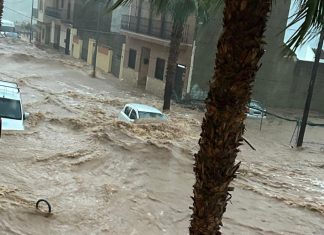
[118,106,132,122]
[118,106,138,122]
[138,47,151,86]
[54,25,60,50]
[174,65,186,100]
[45,26,50,45]
[65,28,71,55]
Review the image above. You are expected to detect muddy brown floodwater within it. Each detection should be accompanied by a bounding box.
[0,38,324,235]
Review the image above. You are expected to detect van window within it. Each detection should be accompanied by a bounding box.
[0,98,22,120]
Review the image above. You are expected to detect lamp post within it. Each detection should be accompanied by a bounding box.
[92,2,101,76]
[297,28,324,147]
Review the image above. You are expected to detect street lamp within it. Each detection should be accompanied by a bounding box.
[92,1,101,76]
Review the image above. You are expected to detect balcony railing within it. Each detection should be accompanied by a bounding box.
[32,8,38,18]
[45,7,62,19]
[121,15,190,44]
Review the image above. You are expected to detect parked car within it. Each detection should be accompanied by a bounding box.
[0,80,29,130]
[118,104,167,122]
[5,32,20,38]
[246,100,266,119]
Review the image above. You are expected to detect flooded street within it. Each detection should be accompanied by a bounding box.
[1,39,324,234]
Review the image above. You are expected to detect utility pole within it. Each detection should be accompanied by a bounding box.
[93,1,101,76]
[297,28,324,147]
[30,0,34,43]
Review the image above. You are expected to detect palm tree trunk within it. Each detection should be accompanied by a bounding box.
[163,21,184,110]
[189,0,271,234]
[0,0,4,27]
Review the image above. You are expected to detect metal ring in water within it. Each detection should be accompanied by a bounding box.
[36,199,51,213]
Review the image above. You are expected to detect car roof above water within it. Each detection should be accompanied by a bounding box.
[0,80,20,101]
[128,103,163,114]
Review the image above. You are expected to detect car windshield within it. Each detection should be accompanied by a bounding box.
[138,111,166,119]
[248,101,264,110]
[0,98,22,120]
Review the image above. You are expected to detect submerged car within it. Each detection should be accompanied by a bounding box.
[5,32,20,38]
[0,80,29,130]
[118,104,167,122]
[246,100,267,119]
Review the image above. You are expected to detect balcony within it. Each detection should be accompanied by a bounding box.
[45,7,62,19]
[32,8,38,18]
[121,15,190,44]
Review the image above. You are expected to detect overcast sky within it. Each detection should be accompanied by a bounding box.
[284,3,322,60]
[3,0,33,23]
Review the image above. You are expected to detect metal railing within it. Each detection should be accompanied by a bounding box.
[45,7,62,19]
[121,15,190,44]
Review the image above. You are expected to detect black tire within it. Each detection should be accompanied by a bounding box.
[36,199,51,213]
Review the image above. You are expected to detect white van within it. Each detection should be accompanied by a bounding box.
[0,80,29,131]
[0,20,15,37]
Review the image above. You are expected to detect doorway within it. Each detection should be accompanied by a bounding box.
[65,28,71,55]
[45,26,50,45]
[138,47,151,86]
[174,64,186,100]
[54,25,60,50]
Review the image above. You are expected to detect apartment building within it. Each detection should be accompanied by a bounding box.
[120,0,196,99]
[34,0,74,54]
[72,0,127,78]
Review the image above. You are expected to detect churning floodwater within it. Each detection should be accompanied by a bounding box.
[0,38,324,235]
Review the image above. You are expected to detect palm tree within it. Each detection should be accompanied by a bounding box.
[153,0,209,110]
[109,0,322,233]
[189,0,272,233]
[0,0,4,27]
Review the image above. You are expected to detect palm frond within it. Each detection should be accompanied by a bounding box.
[105,0,134,13]
[285,0,324,53]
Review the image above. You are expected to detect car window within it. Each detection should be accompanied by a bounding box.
[138,111,166,119]
[249,101,263,110]
[129,110,137,120]
[0,98,22,120]
[124,106,132,116]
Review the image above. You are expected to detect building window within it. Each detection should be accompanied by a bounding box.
[155,58,165,80]
[39,0,43,11]
[61,0,64,8]
[42,28,45,40]
[128,49,136,69]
